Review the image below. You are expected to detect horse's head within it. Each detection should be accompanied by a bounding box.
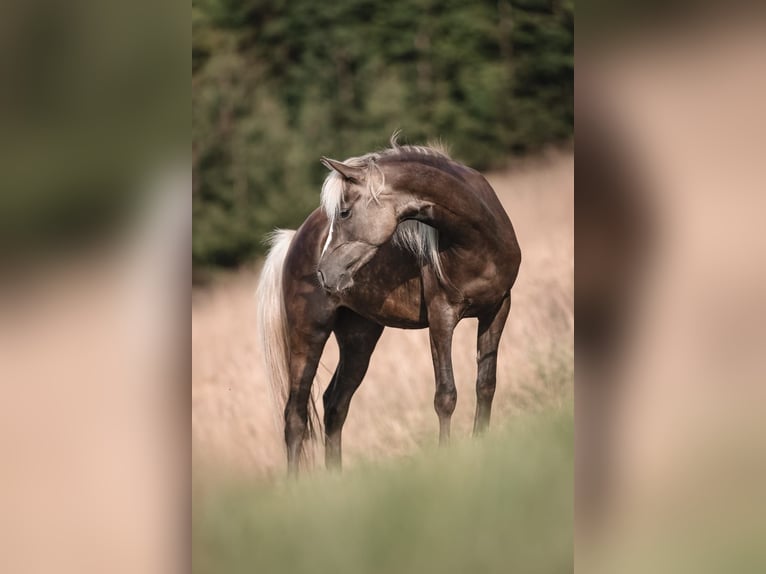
[316,156,399,294]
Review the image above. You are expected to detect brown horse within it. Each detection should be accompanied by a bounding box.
[256,136,521,474]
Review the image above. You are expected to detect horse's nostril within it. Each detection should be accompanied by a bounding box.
[337,272,353,292]
[317,270,326,288]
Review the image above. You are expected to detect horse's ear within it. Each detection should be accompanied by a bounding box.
[320,157,363,183]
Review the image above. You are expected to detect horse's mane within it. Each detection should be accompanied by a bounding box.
[320,132,452,215]
[320,132,450,282]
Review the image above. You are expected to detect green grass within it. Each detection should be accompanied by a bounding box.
[193,407,573,574]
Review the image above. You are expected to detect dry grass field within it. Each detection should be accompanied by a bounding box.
[192,149,573,479]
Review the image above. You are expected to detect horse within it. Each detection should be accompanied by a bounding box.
[256,135,521,474]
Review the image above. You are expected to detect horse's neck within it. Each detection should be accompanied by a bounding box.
[392,163,499,247]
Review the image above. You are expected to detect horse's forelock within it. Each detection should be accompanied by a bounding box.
[320,170,345,218]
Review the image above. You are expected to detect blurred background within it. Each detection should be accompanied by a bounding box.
[0,0,187,573]
[577,2,766,572]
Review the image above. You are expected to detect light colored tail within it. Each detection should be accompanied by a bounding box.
[255,229,321,445]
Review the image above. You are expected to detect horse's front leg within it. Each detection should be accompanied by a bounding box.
[323,310,383,470]
[427,301,460,445]
[474,293,511,435]
[285,330,331,475]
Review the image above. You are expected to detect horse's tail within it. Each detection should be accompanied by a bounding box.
[255,229,321,445]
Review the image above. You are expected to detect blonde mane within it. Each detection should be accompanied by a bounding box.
[320,133,450,282]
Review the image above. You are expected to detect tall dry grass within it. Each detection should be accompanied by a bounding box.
[192,150,573,478]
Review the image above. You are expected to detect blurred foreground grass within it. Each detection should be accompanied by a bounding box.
[193,407,572,574]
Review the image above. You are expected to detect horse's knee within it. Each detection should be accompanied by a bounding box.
[434,387,457,417]
[476,379,496,402]
[284,404,307,444]
[324,398,350,436]
[323,402,340,434]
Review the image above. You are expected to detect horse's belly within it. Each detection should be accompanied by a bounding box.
[356,309,427,329]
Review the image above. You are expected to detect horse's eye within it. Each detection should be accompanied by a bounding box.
[339,208,351,220]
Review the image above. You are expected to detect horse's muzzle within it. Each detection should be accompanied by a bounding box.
[317,268,353,294]
[318,241,377,294]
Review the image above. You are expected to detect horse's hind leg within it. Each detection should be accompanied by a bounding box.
[474,293,511,435]
[323,309,383,470]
